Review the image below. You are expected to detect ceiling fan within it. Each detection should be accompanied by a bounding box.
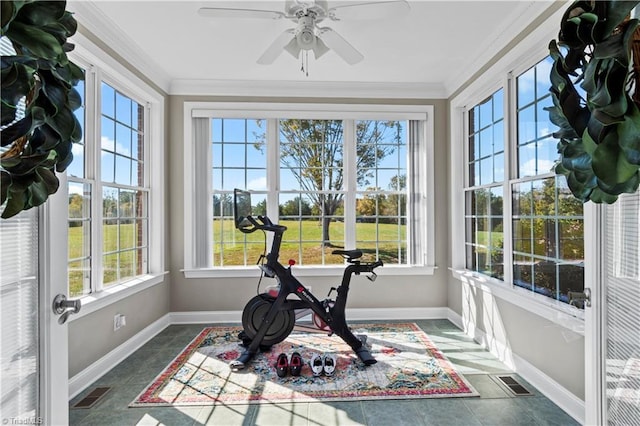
[198,1,410,66]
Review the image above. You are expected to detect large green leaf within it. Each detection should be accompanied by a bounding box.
[592,131,639,185]
[617,103,640,165]
[600,1,640,35]
[0,0,83,219]
[16,1,66,27]
[5,21,65,61]
[1,186,27,218]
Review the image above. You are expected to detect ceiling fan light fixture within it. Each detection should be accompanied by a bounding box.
[313,38,330,59]
[284,37,301,58]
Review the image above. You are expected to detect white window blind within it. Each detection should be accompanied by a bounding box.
[605,191,640,425]
[0,208,40,419]
[0,35,39,420]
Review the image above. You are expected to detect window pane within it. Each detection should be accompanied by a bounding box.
[514,255,533,290]
[101,82,115,118]
[518,105,536,144]
[114,155,131,186]
[518,142,536,177]
[517,66,536,109]
[536,96,554,139]
[213,118,266,194]
[536,137,557,174]
[354,120,407,265]
[493,88,504,120]
[467,89,504,188]
[465,186,502,275]
[513,219,532,254]
[115,123,132,156]
[511,174,583,305]
[68,76,86,178]
[115,91,132,126]
[68,182,91,297]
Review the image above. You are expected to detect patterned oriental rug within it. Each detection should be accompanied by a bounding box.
[130,323,478,407]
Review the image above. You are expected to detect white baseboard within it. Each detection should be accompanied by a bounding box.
[512,351,585,425]
[169,307,450,324]
[68,313,171,399]
[447,309,585,424]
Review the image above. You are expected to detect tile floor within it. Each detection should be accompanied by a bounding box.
[69,320,580,425]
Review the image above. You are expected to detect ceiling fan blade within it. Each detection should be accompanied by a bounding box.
[198,7,285,20]
[257,30,295,65]
[328,0,410,21]
[318,28,363,65]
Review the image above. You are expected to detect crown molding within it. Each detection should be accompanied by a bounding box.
[443,0,565,96]
[67,1,172,93]
[170,79,447,99]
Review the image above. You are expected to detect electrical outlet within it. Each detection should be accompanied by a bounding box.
[113,314,126,331]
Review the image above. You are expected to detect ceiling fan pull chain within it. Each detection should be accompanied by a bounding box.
[300,50,309,77]
[305,50,309,77]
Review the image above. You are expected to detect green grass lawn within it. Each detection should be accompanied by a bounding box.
[68,219,406,295]
[212,219,406,266]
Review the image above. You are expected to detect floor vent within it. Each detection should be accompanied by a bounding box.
[72,386,111,409]
[494,375,532,396]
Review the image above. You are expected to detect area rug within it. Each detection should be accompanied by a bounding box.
[130,323,478,406]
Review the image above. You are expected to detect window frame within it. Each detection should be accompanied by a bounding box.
[450,12,588,330]
[59,32,166,319]
[183,102,435,278]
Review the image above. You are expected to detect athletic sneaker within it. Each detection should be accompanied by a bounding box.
[275,353,288,378]
[323,353,337,376]
[289,352,303,376]
[310,353,324,376]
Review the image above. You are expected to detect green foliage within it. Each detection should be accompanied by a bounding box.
[547,0,640,203]
[1,0,83,218]
[279,196,312,216]
[256,119,403,244]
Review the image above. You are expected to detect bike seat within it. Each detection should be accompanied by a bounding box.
[332,249,363,260]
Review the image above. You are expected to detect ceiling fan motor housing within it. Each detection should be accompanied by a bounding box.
[285,0,329,21]
[296,16,316,48]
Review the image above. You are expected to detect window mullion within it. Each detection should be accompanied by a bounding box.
[91,68,104,292]
[503,72,515,288]
[267,118,279,220]
[343,120,356,248]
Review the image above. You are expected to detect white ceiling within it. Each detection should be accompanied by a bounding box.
[68,1,557,97]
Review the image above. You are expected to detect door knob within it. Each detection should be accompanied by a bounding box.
[52,294,82,324]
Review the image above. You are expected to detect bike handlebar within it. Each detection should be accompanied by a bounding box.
[238,215,287,234]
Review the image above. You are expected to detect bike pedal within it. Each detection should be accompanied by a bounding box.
[229,360,245,371]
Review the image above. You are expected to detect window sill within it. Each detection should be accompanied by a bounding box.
[182,265,436,279]
[68,272,169,322]
[451,268,585,335]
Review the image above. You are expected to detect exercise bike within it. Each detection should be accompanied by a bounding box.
[230,189,383,371]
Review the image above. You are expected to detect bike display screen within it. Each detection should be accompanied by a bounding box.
[234,189,252,229]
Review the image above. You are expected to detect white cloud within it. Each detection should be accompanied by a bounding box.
[101,136,130,156]
[520,158,555,176]
[247,176,267,190]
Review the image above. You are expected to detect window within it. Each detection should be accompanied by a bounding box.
[465,90,505,280]
[513,58,584,304]
[185,104,433,275]
[461,57,584,307]
[66,35,164,300]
